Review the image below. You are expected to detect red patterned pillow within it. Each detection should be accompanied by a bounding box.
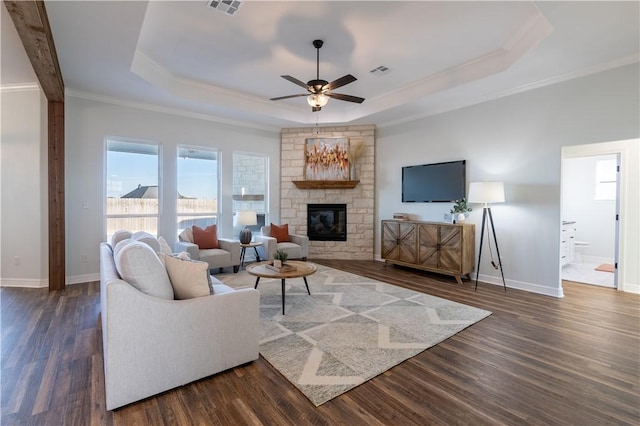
[192,225,219,249]
[270,223,290,243]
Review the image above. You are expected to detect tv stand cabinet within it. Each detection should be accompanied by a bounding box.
[381,219,475,285]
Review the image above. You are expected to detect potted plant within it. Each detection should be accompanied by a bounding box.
[273,249,288,268]
[450,198,472,222]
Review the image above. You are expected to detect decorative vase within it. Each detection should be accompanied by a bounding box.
[457,213,466,223]
[239,227,252,244]
[273,259,282,268]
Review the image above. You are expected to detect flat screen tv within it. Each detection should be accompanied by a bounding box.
[402,160,466,202]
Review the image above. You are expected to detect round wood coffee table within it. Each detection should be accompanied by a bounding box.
[246,260,317,314]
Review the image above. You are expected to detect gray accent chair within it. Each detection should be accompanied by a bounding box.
[174,228,241,273]
[254,225,309,262]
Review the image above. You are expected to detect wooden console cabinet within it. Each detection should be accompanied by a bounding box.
[381,219,475,285]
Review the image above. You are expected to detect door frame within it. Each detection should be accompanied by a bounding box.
[561,139,638,293]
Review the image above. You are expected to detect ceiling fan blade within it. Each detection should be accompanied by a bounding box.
[281,75,309,90]
[326,92,365,104]
[270,93,309,101]
[325,74,357,91]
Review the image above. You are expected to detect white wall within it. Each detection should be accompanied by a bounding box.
[562,155,616,260]
[0,88,49,287]
[377,63,640,297]
[64,96,280,283]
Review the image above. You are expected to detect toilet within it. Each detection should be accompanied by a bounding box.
[574,241,590,263]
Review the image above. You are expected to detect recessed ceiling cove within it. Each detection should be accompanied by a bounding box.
[131,1,552,125]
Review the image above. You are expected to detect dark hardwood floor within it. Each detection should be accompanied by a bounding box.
[2,260,639,425]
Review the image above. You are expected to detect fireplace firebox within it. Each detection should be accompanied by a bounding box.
[307,204,347,241]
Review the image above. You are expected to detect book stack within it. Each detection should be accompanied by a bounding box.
[266,263,296,272]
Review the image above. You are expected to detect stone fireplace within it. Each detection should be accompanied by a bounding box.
[307,204,347,241]
[279,125,375,260]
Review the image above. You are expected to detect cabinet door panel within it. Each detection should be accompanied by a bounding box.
[417,224,438,267]
[438,226,462,272]
[382,221,416,262]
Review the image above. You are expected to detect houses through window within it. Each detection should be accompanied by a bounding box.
[177,146,220,235]
[105,139,160,239]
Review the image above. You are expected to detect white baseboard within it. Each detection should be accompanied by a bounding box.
[474,273,564,298]
[375,257,564,298]
[0,278,48,288]
[1,273,100,288]
[66,273,100,285]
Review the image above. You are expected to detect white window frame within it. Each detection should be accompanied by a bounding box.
[176,145,221,235]
[232,151,269,235]
[104,138,162,240]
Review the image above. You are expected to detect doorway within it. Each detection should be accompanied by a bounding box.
[561,153,618,288]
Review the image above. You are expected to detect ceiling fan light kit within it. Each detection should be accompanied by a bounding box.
[271,39,365,112]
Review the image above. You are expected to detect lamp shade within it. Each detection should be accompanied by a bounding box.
[307,93,329,108]
[234,210,257,226]
[468,182,505,204]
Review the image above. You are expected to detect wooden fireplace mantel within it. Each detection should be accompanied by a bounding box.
[292,180,360,189]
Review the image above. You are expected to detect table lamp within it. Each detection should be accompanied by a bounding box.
[468,182,507,291]
[235,211,257,244]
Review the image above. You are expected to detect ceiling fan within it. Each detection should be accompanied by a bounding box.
[270,39,365,112]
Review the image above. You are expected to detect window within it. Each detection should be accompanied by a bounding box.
[177,146,219,234]
[105,139,160,239]
[595,159,616,201]
[232,152,268,237]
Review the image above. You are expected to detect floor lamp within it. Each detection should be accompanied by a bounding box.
[468,182,507,292]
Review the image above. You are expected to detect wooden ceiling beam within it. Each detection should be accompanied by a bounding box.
[4,0,64,101]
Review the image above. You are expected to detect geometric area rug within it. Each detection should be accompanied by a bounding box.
[217,264,492,406]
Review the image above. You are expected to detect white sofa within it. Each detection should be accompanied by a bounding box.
[100,242,259,410]
[254,225,309,262]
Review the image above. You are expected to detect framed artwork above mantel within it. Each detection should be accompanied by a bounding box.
[304,137,350,181]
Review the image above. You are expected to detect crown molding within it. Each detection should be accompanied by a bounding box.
[379,56,639,129]
[0,83,40,93]
[65,88,280,132]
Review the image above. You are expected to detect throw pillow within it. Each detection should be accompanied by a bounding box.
[270,223,290,243]
[132,231,161,253]
[157,235,173,255]
[114,241,174,300]
[178,227,194,243]
[111,230,132,249]
[192,225,219,249]
[160,253,211,299]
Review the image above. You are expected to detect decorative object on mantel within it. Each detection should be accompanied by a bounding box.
[235,211,257,244]
[304,137,350,181]
[468,182,507,292]
[349,137,365,180]
[450,198,472,223]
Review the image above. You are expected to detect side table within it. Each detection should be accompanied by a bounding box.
[240,242,262,269]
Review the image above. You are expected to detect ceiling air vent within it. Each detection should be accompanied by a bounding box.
[206,0,242,16]
[370,65,391,76]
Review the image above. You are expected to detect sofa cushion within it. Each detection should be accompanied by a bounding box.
[270,223,290,243]
[193,225,219,249]
[114,241,174,300]
[111,230,132,249]
[160,253,211,299]
[132,231,161,253]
